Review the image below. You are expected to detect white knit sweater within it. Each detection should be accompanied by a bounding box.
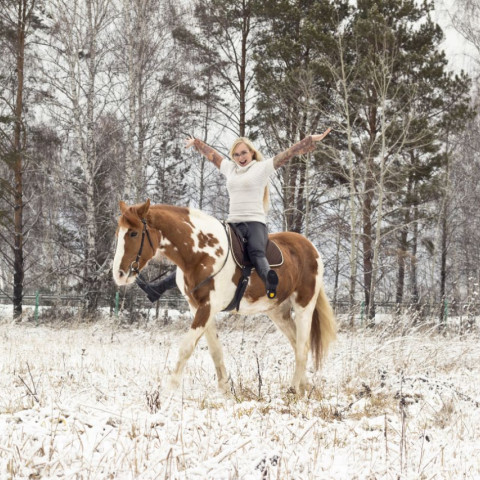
[220,158,275,224]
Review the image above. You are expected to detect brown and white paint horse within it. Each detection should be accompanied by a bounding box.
[113,199,336,394]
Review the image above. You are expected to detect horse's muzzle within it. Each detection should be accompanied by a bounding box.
[113,268,136,286]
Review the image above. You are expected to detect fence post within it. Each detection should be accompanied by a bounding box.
[114,291,120,317]
[34,291,40,326]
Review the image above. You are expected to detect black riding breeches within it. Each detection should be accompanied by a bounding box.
[231,221,268,267]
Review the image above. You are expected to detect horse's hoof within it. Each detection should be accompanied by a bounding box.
[166,374,180,391]
[218,382,231,397]
[300,381,312,395]
[286,386,297,395]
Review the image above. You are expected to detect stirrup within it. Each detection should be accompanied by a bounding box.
[266,270,278,299]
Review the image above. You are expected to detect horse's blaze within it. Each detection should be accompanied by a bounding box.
[113,226,132,286]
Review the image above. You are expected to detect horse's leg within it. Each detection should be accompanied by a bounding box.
[167,305,212,391]
[290,301,316,394]
[204,322,229,394]
[266,301,296,350]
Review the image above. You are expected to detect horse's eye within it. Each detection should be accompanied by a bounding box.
[130,231,138,238]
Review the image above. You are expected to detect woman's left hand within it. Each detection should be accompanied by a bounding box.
[185,136,196,149]
[311,127,332,142]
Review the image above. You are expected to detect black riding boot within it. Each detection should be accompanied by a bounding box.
[254,256,279,299]
[136,271,177,303]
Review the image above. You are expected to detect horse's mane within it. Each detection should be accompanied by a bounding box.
[120,208,142,229]
[120,203,204,230]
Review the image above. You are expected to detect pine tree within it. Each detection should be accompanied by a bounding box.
[173,0,261,137]
[0,0,47,318]
[253,0,347,232]
[335,0,473,318]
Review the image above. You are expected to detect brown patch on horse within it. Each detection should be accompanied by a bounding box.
[240,231,319,306]
[191,303,211,329]
[145,205,194,268]
[198,231,219,249]
[144,205,218,306]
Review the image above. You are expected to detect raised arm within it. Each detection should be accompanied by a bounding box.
[273,127,332,170]
[185,137,224,169]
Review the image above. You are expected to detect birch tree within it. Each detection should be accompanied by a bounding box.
[449,112,480,301]
[178,0,260,137]
[319,21,362,321]
[451,0,480,80]
[115,0,186,203]
[42,0,117,312]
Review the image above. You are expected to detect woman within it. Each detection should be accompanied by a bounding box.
[136,129,331,302]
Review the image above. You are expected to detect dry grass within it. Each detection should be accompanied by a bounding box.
[0,314,479,479]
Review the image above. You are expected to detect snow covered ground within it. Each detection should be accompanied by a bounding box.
[0,311,479,479]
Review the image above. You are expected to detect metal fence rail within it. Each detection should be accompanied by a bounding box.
[0,293,189,321]
[1,294,479,328]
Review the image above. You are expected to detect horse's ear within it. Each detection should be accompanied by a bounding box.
[119,201,128,214]
[137,199,151,219]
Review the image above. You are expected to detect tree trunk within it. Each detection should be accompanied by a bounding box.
[410,204,420,305]
[83,0,100,313]
[239,0,249,136]
[362,167,375,320]
[12,0,32,319]
[396,228,407,305]
[439,147,451,325]
[396,169,414,305]
[336,32,359,324]
[123,0,136,202]
[439,192,448,324]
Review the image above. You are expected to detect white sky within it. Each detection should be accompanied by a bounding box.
[434,0,479,74]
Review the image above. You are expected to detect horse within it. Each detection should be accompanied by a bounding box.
[113,199,336,395]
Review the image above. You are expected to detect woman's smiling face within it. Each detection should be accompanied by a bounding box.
[232,142,254,167]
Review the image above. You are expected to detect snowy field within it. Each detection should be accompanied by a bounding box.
[0,311,479,479]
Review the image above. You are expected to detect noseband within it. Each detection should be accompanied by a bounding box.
[129,218,155,275]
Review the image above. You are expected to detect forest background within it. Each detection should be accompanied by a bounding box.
[1,0,480,322]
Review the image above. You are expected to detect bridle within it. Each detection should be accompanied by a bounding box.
[124,215,230,293]
[129,218,155,276]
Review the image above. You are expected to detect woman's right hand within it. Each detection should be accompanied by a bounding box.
[311,127,332,143]
[185,136,196,149]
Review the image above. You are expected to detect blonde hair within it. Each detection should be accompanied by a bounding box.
[229,137,270,213]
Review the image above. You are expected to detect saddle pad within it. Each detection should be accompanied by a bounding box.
[227,224,283,269]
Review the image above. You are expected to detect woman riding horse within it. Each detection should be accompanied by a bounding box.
[136,129,331,302]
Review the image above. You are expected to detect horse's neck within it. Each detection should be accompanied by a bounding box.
[150,206,220,271]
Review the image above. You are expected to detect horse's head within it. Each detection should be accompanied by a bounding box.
[113,199,158,286]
